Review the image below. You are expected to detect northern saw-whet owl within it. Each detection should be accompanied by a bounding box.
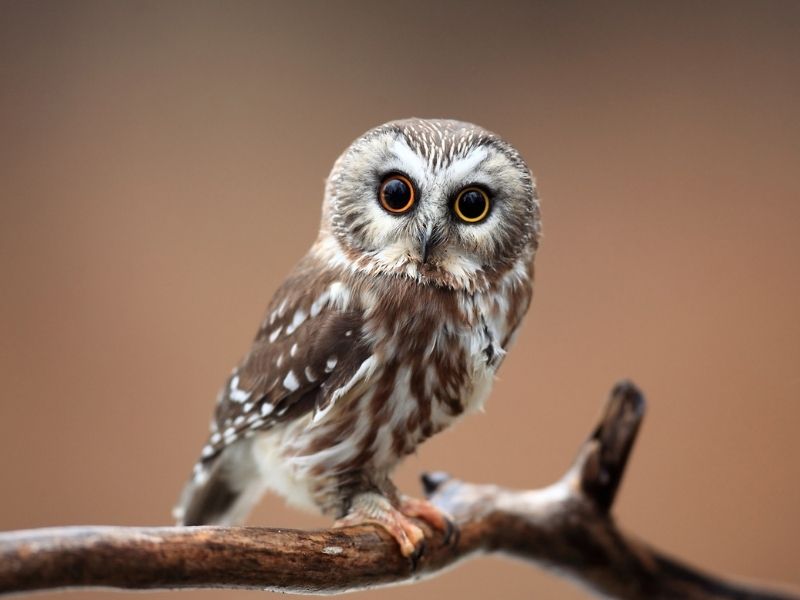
[175,118,541,557]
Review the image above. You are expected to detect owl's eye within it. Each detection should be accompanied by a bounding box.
[379,174,416,214]
[454,187,490,223]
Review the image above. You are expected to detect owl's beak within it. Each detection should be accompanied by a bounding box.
[420,225,445,264]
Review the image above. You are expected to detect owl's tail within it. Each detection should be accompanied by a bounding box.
[173,439,265,526]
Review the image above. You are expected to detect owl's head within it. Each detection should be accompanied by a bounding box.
[319,119,540,291]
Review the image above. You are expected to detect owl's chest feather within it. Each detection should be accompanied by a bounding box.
[363,284,507,448]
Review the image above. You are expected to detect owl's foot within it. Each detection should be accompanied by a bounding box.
[335,492,425,559]
[399,495,458,546]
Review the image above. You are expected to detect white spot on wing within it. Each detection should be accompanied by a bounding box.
[286,308,307,335]
[313,355,378,423]
[191,463,209,485]
[310,291,330,318]
[283,370,300,391]
[269,327,282,343]
[325,356,338,372]
[304,366,317,382]
[228,375,252,403]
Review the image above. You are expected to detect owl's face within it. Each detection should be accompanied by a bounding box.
[320,119,540,291]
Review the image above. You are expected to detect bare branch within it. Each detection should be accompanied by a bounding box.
[0,382,796,599]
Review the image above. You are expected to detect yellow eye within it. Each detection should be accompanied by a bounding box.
[454,187,490,223]
[379,174,416,214]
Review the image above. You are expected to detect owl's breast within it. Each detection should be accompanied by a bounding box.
[359,278,514,449]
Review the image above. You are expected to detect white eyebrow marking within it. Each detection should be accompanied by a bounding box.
[445,146,489,183]
[390,138,426,184]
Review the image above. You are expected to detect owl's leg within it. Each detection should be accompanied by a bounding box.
[334,492,425,558]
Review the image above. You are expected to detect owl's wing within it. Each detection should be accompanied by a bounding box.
[175,269,373,525]
[204,274,373,465]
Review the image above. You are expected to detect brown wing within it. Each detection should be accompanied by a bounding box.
[197,263,373,467]
[175,260,380,526]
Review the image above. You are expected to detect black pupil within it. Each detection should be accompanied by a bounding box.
[382,178,411,210]
[458,190,486,219]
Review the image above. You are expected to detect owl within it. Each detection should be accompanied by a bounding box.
[174,118,541,557]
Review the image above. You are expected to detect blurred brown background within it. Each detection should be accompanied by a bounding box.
[1,1,798,598]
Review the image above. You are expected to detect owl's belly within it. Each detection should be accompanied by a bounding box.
[251,416,320,513]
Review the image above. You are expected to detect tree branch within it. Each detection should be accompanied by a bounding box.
[1,382,796,599]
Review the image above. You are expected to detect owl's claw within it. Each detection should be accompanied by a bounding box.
[335,493,458,563]
[399,495,459,547]
[408,538,427,570]
[335,492,426,560]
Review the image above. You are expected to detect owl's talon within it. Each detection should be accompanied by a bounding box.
[335,492,426,560]
[408,538,427,570]
[399,495,458,547]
